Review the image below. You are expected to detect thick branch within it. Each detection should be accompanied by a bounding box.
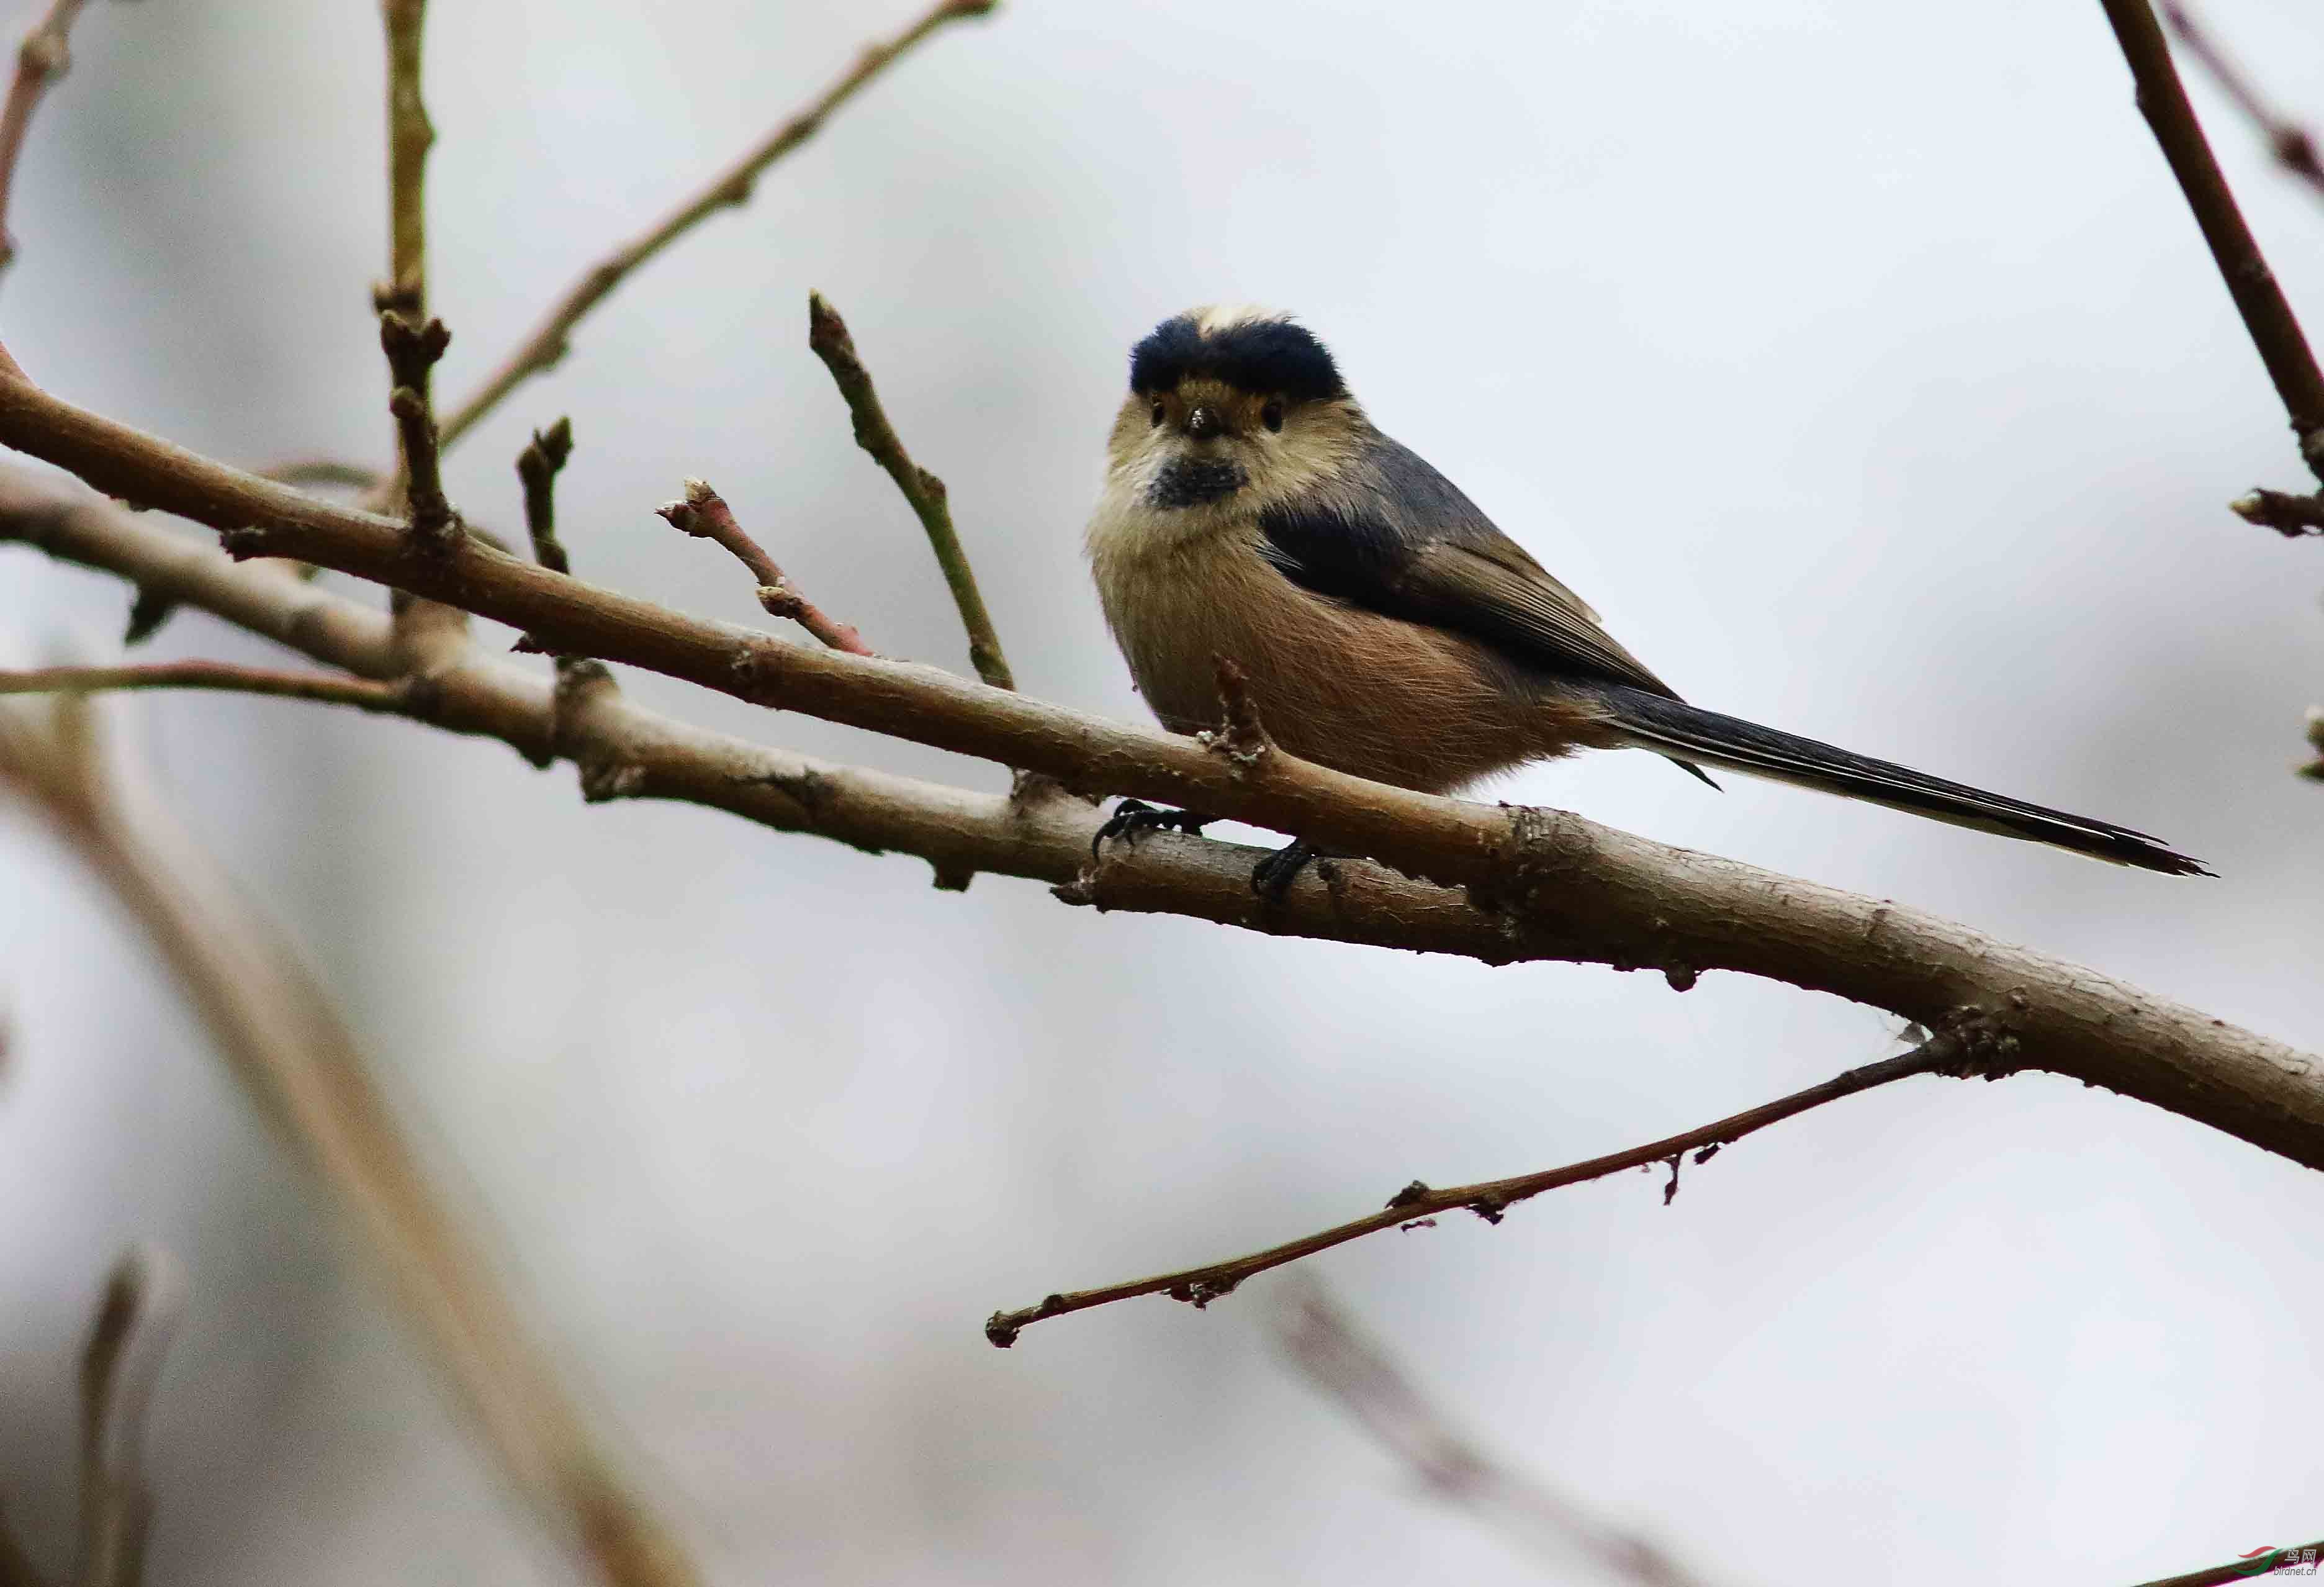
[0,0,89,277]
[985,1041,1960,1345]
[0,684,699,1587]
[0,661,413,713]
[2097,0,2324,485]
[656,477,872,655]
[806,292,1012,687]
[435,0,998,450]
[0,436,2314,1170]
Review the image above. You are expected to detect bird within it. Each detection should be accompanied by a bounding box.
[1082,305,2208,892]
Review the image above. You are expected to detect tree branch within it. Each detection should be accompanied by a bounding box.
[0,405,2312,1170]
[2096,0,2324,499]
[0,682,700,1587]
[1277,1281,1724,1587]
[0,661,414,713]
[73,1247,182,1587]
[2130,1540,2324,1587]
[377,310,457,549]
[986,1039,1962,1345]
[435,0,998,451]
[806,292,1012,687]
[656,476,872,655]
[378,0,431,315]
[0,0,90,278]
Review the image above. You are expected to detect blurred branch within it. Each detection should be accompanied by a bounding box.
[0,687,700,1587]
[256,459,384,492]
[807,292,1012,687]
[656,476,873,655]
[0,661,413,713]
[0,0,92,278]
[986,1039,1963,1346]
[2300,705,2324,781]
[1277,1280,1722,1587]
[435,0,999,451]
[516,417,577,577]
[0,442,2318,1172]
[2161,4,2324,204]
[2130,1539,2324,1587]
[378,0,431,315]
[2096,0,2324,517]
[73,1246,182,1587]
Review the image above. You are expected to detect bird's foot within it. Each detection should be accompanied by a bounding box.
[1092,799,1214,859]
[1251,838,1322,900]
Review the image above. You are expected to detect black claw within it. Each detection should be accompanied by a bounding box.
[1251,838,1320,900]
[1092,798,1214,859]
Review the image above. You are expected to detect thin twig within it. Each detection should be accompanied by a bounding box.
[0,0,90,278]
[378,311,458,548]
[378,0,431,315]
[657,477,873,655]
[1277,1281,1724,1587]
[2128,1540,2324,1587]
[256,459,383,492]
[2161,4,2324,204]
[73,1246,182,1587]
[0,696,701,1587]
[2229,487,2324,538]
[2096,0,2324,490]
[807,291,1013,688]
[0,662,413,713]
[435,0,998,451]
[1,450,2317,1170]
[516,417,576,575]
[985,1039,1966,1345]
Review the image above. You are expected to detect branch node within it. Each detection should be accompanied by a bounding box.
[377,309,461,549]
[659,479,875,656]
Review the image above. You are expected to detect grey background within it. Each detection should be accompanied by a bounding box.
[2,1,2320,1581]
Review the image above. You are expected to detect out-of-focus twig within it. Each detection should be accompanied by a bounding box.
[516,417,577,578]
[2096,0,2324,521]
[2161,4,2324,204]
[0,662,413,714]
[808,292,1012,688]
[435,0,998,451]
[2298,705,2324,781]
[657,477,873,655]
[987,1038,1969,1345]
[256,459,384,492]
[1277,1280,1723,1587]
[0,695,700,1587]
[0,0,92,278]
[73,1246,182,1587]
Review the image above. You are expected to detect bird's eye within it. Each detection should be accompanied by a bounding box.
[1149,400,1165,427]
[1261,399,1286,433]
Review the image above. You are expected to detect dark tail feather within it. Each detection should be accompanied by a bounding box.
[1600,686,2210,877]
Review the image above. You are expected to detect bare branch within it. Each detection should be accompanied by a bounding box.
[378,0,432,314]
[1278,1281,1724,1587]
[0,0,91,278]
[435,0,998,451]
[0,686,700,1587]
[74,1246,183,1587]
[2096,0,2324,499]
[2229,487,2324,538]
[0,662,413,714]
[985,1040,1960,1345]
[2161,4,2324,204]
[377,310,457,549]
[516,417,575,575]
[0,411,2313,1169]
[807,292,1012,688]
[2130,1539,2324,1587]
[657,477,872,655]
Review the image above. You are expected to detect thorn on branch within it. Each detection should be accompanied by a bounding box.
[657,477,873,656]
[377,310,460,550]
[807,291,1015,690]
[2230,487,2324,536]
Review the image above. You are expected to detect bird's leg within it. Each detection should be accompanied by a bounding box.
[1092,798,1215,859]
[1251,838,1323,899]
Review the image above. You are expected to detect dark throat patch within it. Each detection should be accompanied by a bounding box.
[1146,457,1248,509]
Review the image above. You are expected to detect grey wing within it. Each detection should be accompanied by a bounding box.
[1256,432,1686,701]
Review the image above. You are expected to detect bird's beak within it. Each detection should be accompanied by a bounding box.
[1182,404,1223,441]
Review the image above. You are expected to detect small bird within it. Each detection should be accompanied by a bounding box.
[1083,306,2207,890]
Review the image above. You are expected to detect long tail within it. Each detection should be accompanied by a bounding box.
[1598,685,2210,877]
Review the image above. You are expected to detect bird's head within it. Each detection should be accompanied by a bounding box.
[1106,307,1362,511]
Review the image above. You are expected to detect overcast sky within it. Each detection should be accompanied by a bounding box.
[3,2,2322,1583]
